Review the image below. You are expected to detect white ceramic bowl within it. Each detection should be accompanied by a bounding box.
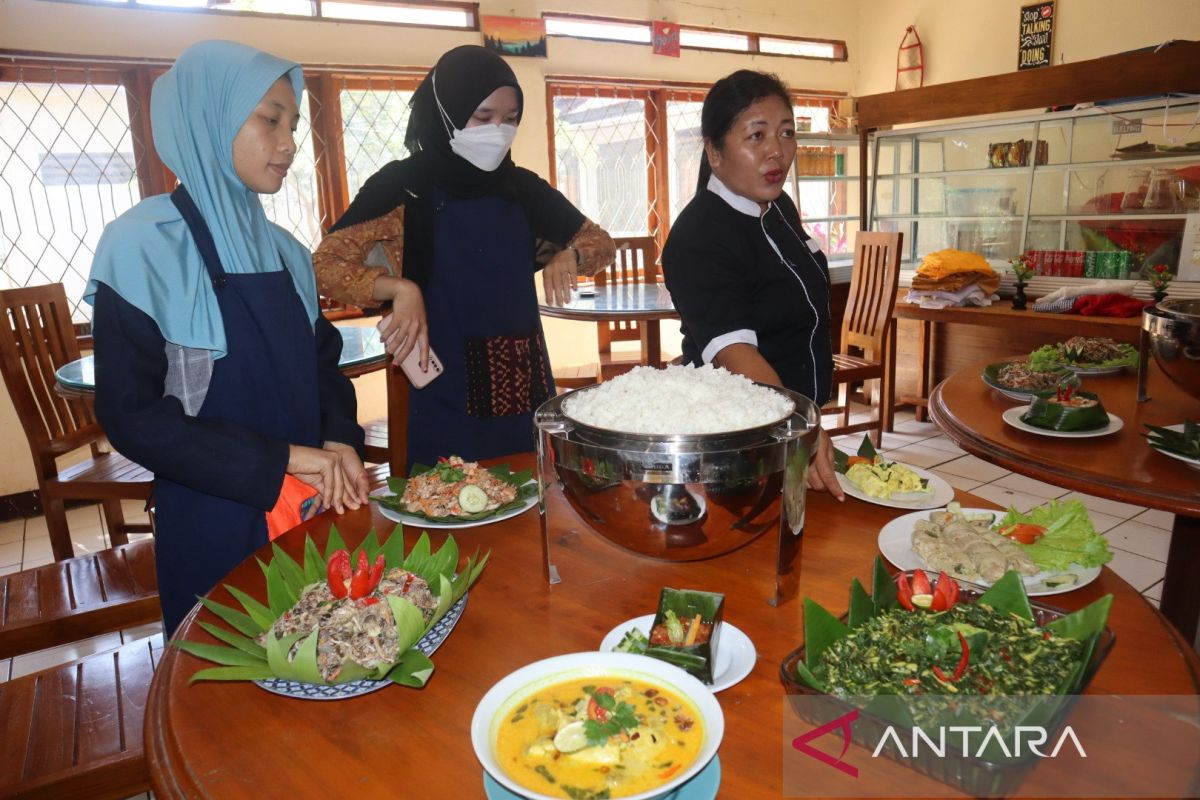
[470,652,724,800]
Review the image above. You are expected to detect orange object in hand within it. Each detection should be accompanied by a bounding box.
[266,475,321,541]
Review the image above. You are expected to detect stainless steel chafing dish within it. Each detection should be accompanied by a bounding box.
[535,384,820,606]
[1141,298,1200,401]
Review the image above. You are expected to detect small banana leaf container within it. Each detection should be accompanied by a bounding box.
[645,587,725,685]
[1021,389,1109,432]
[780,558,1114,798]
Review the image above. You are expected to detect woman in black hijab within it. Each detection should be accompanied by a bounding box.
[315,45,613,467]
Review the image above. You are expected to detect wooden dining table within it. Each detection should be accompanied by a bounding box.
[54,323,387,399]
[145,454,1200,799]
[539,283,679,369]
[929,358,1200,645]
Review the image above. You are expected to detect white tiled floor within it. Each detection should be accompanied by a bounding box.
[827,408,1171,608]
[0,416,1177,799]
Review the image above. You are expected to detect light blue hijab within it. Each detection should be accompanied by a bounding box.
[85,40,319,357]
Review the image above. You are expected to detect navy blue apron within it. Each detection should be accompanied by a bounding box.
[154,186,322,637]
[405,191,553,467]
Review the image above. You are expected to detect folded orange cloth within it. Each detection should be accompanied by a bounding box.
[266,474,321,541]
[911,270,1001,294]
[916,249,996,280]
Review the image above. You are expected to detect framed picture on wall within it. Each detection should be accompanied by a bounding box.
[481,16,548,58]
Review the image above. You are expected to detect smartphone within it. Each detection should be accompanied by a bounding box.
[399,344,443,388]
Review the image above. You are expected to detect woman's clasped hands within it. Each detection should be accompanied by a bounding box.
[287,441,370,515]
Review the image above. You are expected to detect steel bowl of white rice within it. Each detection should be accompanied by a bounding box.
[535,365,820,580]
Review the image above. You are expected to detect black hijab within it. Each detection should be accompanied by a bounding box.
[405,45,523,194]
[331,46,525,235]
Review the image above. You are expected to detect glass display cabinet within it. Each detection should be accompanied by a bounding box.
[868,98,1200,292]
[790,132,864,273]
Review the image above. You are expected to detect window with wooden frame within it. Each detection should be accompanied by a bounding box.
[546,79,844,261]
[37,0,479,30]
[0,51,425,322]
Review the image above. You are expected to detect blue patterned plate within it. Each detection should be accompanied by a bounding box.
[482,755,721,800]
[253,594,468,700]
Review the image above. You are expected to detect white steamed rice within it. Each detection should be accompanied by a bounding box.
[561,364,795,434]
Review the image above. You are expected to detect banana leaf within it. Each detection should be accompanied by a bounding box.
[642,587,725,684]
[1144,420,1200,459]
[174,530,487,689]
[832,434,878,474]
[1021,389,1109,432]
[373,461,537,522]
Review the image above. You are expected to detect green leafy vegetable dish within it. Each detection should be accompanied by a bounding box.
[787,558,1113,732]
[175,526,487,687]
[372,455,538,522]
[1028,337,1138,371]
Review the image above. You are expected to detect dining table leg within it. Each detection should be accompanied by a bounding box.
[1158,514,1200,648]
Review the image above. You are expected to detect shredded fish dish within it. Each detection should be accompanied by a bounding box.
[261,567,438,681]
[401,456,518,517]
[994,361,1063,391]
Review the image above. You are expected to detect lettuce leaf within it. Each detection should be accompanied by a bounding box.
[997,499,1113,571]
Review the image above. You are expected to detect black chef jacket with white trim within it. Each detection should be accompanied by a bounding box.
[662,175,833,405]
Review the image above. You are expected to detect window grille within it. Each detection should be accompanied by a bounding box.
[0,71,148,321]
[550,87,653,240]
[259,88,323,250]
[339,79,417,198]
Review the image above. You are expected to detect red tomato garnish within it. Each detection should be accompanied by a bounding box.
[587,687,615,722]
[1001,523,1047,545]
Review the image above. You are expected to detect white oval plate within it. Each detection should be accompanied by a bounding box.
[371,483,538,529]
[1149,423,1200,471]
[600,615,756,693]
[877,508,1101,597]
[1064,363,1127,376]
[834,463,955,510]
[1002,406,1124,438]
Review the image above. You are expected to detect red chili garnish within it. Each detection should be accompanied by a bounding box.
[932,631,971,683]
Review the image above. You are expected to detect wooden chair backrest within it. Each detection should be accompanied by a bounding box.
[840,231,903,356]
[595,236,660,351]
[0,284,102,472]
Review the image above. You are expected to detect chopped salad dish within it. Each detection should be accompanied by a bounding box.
[1028,337,1138,371]
[373,456,537,522]
[985,360,1070,392]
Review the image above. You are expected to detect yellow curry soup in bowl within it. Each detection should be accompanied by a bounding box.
[471,652,724,800]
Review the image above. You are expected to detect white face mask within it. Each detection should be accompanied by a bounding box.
[433,69,518,172]
[449,123,518,172]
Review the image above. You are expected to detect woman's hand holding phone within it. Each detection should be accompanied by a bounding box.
[376,278,429,369]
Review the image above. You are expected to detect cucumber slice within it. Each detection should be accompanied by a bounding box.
[458,484,488,513]
[1042,573,1078,588]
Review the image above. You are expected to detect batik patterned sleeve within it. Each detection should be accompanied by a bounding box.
[312,206,406,307]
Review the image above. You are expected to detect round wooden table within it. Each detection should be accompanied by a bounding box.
[55,323,387,399]
[145,455,1200,798]
[929,359,1200,643]
[539,283,679,368]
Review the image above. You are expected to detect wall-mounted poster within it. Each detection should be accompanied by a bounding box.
[652,21,680,57]
[481,15,547,58]
[1018,1,1054,70]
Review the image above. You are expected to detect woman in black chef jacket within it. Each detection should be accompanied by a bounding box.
[661,69,842,497]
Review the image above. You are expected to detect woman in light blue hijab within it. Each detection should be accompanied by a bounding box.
[85,40,368,636]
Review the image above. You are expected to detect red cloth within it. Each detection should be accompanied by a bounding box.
[1072,293,1151,317]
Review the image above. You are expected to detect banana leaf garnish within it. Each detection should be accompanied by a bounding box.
[373,461,538,522]
[1021,388,1109,432]
[1144,420,1200,459]
[175,524,488,688]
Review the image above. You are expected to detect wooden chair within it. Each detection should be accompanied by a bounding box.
[0,636,155,799]
[822,231,904,447]
[0,284,153,562]
[596,235,660,380]
[0,539,159,660]
[362,361,408,478]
